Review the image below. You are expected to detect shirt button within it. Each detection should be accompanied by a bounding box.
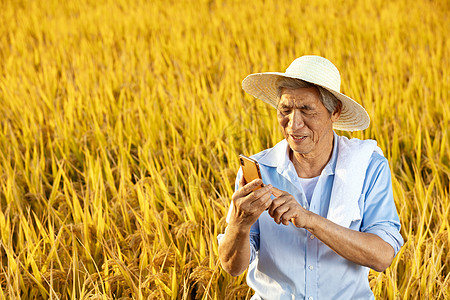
[310,235,315,240]
[308,297,313,300]
[309,265,314,270]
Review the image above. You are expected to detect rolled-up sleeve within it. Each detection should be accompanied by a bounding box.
[360,153,404,256]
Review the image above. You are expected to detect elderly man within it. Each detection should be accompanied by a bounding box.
[218,56,403,299]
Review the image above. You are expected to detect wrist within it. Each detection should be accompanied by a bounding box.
[227,222,252,236]
[303,210,315,231]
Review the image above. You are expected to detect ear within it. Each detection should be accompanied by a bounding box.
[331,100,342,122]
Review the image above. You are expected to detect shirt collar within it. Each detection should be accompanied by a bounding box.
[257,131,339,176]
[257,139,290,168]
[322,131,338,176]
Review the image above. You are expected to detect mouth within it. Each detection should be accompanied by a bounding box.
[290,134,307,142]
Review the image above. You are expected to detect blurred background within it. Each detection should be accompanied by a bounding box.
[0,0,448,298]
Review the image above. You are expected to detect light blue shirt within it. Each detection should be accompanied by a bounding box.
[220,132,403,300]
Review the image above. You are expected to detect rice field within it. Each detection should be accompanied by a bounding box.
[0,0,448,299]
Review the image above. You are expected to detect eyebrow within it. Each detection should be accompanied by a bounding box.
[278,103,291,109]
[279,103,314,110]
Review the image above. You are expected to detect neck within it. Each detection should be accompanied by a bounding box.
[290,136,334,178]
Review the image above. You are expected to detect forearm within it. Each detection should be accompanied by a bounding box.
[218,224,252,276]
[305,212,395,272]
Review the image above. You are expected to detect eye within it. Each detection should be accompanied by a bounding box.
[301,106,315,116]
[278,106,292,115]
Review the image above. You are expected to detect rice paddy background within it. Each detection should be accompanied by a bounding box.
[0,0,448,299]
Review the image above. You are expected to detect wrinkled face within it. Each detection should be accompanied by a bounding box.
[277,87,340,158]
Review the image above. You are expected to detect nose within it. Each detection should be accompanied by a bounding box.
[288,109,304,130]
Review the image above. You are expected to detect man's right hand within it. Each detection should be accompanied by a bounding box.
[219,176,273,276]
[228,176,273,228]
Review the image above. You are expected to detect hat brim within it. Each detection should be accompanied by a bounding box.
[242,72,370,131]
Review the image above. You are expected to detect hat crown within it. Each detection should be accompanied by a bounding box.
[285,55,341,92]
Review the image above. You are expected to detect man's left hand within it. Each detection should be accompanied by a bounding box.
[268,188,395,272]
[268,187,310,228]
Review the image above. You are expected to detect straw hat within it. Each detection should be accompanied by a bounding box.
[242,55,370,131]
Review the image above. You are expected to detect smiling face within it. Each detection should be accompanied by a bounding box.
[277,87,341,161]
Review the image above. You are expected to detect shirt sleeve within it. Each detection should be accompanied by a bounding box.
[360,153,404,256]
[217,168,260,264]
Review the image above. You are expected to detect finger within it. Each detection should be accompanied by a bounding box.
[271,187,284,198]
[248,184,272,202]
[272,205,290,224]
[234,178,264,198]
[263,195,273,210]
[235,183,272,212]
[268,196,287,217]
[250,189,273,210]
[244,186,273,210]
[235,189,272,221]
[279,209,298,226]
[248,178,263,186]
[238,176,246,189]
[242,191,272,214]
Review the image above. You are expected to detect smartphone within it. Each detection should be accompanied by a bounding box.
[239,154,264,191]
